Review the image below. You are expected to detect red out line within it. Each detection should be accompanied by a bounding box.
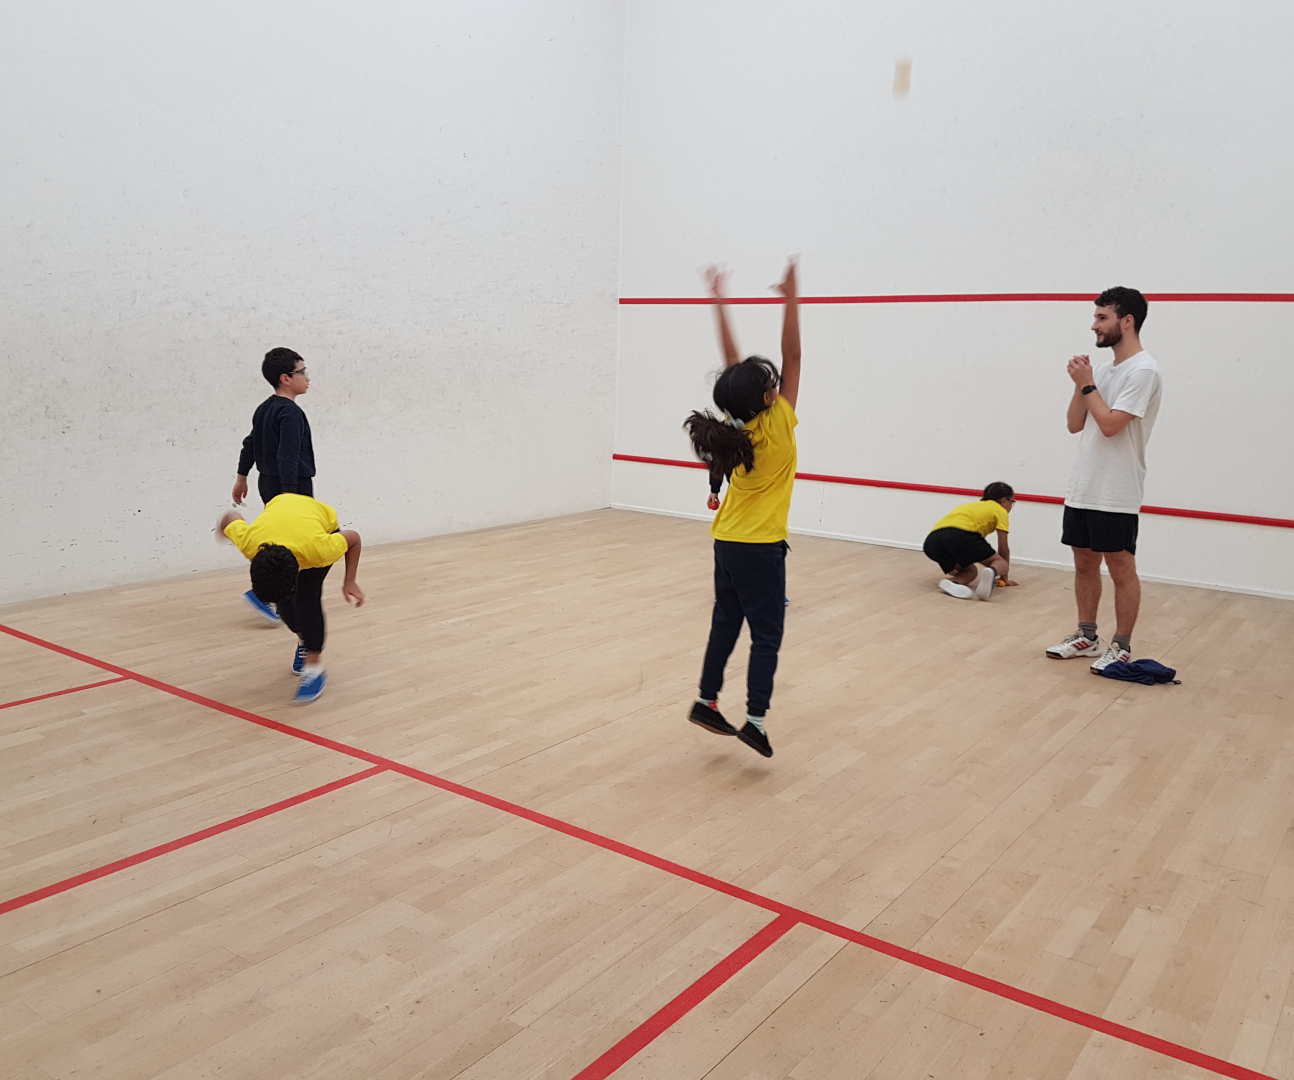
[788,910,1275,1080]
[570,913,799,1080]
[0,675,130,711]
[0,765,385,917]
[620,292,1294,305]
[0,623,396,770]
[0,623,1276,1080]
[611,454,1294,530]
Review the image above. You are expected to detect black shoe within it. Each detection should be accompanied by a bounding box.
[688,700,738,736]
[737,722,773,757]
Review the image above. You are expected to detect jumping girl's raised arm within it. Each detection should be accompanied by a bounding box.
[704,266,741,368]
[773,258,801,410]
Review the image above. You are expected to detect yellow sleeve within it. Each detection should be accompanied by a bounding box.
[995,505,1010,533]
[318,501,340,534]
[323,533,349,567]
[779,394,799,429]
[223,520,254,560]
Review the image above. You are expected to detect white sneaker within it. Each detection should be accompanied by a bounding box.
[973,566,996,601]
[939,579,975,600]
[1090,643,1131,673]
[1045,632,1101,659]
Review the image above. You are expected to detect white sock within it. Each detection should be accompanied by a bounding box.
[300,664,325,679]
[746,715,766,733]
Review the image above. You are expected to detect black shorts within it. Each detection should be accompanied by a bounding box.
[922,527,994,574]
[1061,505,1138,554]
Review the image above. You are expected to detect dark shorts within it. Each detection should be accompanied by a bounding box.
[922,527,994,574]
[1061,505,1139,554]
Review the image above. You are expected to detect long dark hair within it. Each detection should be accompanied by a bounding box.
[683,356,780,481]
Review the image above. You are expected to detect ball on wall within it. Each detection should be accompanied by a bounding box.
[893,58,912,97]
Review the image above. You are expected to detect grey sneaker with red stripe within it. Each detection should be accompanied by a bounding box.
[1045,632,1102,659]
[1090,643,1132,673]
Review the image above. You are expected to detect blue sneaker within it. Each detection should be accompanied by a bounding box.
[243,589,280,624]
[293,669,326,704]
[291,642,306,676]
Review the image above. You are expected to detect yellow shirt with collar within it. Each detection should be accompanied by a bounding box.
[711,395,798,543]
[931,499,1009,537]
[224,494,348,569]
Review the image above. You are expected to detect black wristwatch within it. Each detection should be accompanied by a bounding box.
[1081,384,1097,395]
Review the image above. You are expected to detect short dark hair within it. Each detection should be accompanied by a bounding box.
[262,347,303,389]
[1095,287,1148,333]
[982,481,1014,503]
[249,543,299,603]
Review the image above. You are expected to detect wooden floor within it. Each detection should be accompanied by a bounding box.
[2,509,1293,1080]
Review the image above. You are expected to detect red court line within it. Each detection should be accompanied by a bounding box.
[620,292,1294,305]
[789,910,1274,1080]
[570,913,798,1080]
[612,453,1294,530]
[0,676,130,711]
[0,623,1275,1080]
[0,623,396,770]
[0,765,386,916]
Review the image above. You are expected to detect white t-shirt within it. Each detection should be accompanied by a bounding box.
[1066,351,1163,515]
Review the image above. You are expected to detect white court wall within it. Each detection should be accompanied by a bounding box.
[1,0,623,602]
[613,0,1294,599]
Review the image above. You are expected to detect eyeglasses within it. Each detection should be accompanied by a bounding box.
[291,367,307,376]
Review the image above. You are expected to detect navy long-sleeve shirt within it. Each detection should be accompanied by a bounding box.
[236,395,316,493]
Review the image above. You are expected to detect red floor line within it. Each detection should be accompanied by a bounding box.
[0,624,397,769]
[0,676,130,711]
[570,913,799,1080]
[791,911,1275,1080]
[619,292,1294,305]
[0,765,386,917]
[612,453,1294,530]
[0,623,1275,1080]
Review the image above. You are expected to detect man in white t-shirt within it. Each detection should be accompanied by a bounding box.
[1046,287,1163,672]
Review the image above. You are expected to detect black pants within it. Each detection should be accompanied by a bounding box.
[258,474,313,504]
[277,564,331,654]
[699,540,788,718]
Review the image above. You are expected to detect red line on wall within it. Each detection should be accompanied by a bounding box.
[0,676,130,711]
[611,454,1294,530]
[570,913,799,1080]
[620,292,1294,305]
[0,623,1277,1080]
[0,766,386,916]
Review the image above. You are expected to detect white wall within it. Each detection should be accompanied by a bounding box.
[613,0,1294,599]
[1,0,623,603]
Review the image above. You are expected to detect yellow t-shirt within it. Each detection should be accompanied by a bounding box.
[711,395,798,543]
[224,494,349,570]
[931,499,1009,537]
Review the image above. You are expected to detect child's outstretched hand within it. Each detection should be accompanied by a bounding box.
[215,509,242,539]
[772,257,799,299]
[342,581,366,607]
[702,265,729,299]
[706,494,720,511]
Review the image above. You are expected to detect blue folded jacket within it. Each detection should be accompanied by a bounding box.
[1097,659,1180,685]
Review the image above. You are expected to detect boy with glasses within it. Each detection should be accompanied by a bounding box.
[230,347,318,622]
